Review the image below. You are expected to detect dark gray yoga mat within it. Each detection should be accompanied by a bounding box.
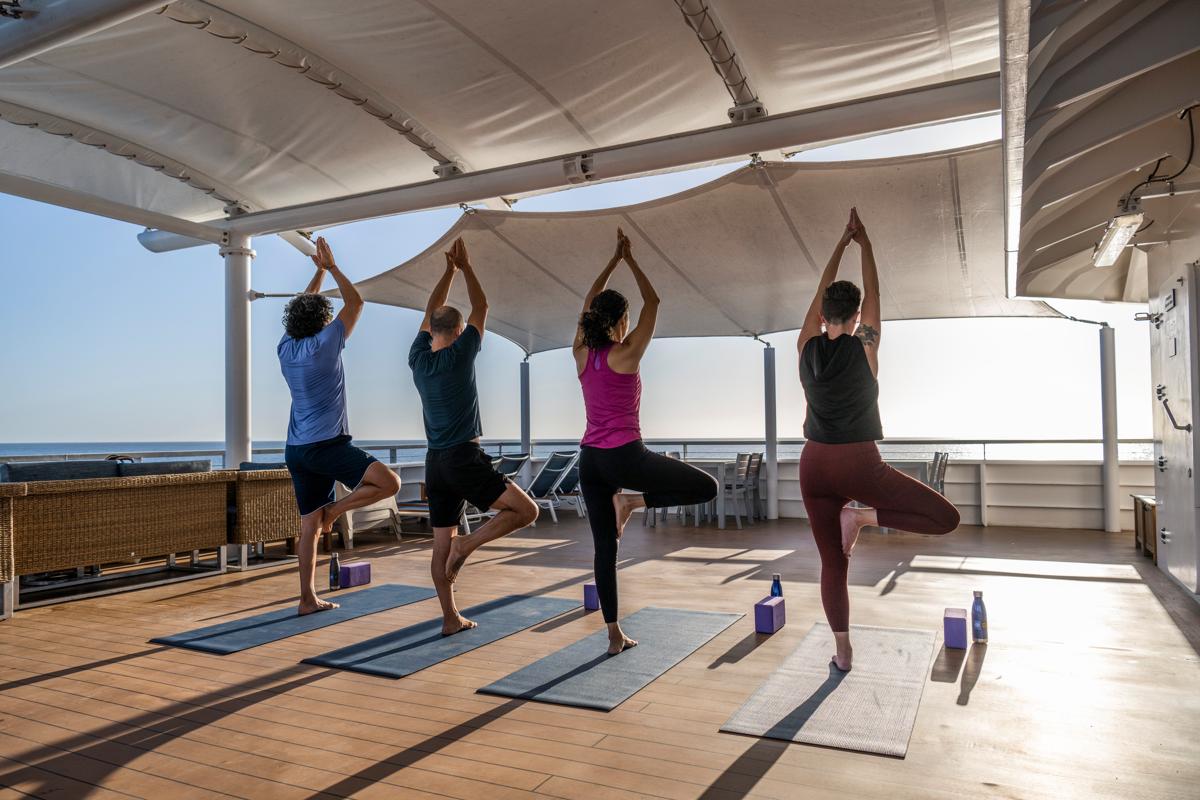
[720,623,936,757]
[152,584,436,654]
[477,607,742,711]
[303,594,580,677]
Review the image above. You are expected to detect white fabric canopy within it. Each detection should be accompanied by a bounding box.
[1003,0,1199,303]
[350,143,1057,354]
[0,0,998,226]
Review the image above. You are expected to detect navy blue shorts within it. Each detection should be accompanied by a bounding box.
[425,442,509,528]
[284,434,379,516]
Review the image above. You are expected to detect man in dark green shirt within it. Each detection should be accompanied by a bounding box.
[409,237,538,635]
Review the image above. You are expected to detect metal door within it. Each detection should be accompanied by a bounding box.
[1150,262,1200,592]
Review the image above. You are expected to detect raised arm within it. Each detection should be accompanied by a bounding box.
[452,238,488,337]
[313,238,364,339]
[850,208,881,372]
[420,251,458,334]
[798,214,855,351]
[574,229,627,351]
[610,235,659,368]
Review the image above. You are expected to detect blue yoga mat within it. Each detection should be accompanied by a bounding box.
[152,584,436,654]
[303,594,580,678]
[477,607,742,711]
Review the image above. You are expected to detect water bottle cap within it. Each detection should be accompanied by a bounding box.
[973,590,982,597]
[772,573,781,581]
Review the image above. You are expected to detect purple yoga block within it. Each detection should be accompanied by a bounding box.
[754,596,786,634]
[944,607,968,649]
[339,561,371,589]
[583,583,600,611]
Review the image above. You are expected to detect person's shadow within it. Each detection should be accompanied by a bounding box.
[760,662,846,739]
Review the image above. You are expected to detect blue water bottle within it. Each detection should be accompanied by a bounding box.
[770,573,783,597]
[971,590,987,643]
[329,551,341,592]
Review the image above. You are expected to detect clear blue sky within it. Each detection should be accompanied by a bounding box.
[2,115,1151,444]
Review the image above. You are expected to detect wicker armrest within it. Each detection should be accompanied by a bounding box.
[235,468,292,482]
[21,471,236,496]
[0,483,28,498]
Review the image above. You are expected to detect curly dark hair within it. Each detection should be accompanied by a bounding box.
[283,293,334,339]
[821,280,862,325]
[579,289,629,350]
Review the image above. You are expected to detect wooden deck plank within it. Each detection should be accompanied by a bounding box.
[0,519,1197,800]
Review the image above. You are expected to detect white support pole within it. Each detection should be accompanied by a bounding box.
[221,234,254,470]
[519,358,532,485]
[763,344,779,520]
[1099,325,1121,533]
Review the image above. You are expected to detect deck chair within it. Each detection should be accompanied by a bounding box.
[552,460,586,518]
[494,453,530,480]
[333,466,404,546]
[525,451,579,523]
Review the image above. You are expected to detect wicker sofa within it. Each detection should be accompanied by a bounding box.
[0,459,233,616]
[230,463,357,569]
[229,465,302,568]
[0,482,23,620]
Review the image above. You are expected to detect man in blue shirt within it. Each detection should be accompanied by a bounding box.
[410,237,538,635]
[279,237,400,615]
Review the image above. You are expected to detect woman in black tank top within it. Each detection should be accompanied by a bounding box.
[797,209,960,671]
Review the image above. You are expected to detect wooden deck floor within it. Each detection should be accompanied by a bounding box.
[1,515,1197,799]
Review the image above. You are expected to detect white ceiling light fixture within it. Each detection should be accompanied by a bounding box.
[1092,198,1144,268]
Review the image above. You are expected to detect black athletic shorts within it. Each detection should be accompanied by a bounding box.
[425,442,509,528]
[284,434,379,516]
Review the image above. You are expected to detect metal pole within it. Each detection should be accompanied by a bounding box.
[764,344,779,520]
[222,234,254,470]
[1099,325,1121,533]
[519,358,532,486]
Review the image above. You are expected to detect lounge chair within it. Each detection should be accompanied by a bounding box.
[525,451,579,523]
[552,461,586,518]
[332,464,404,545]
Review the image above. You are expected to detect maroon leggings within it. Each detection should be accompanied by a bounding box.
[799,440,960,631]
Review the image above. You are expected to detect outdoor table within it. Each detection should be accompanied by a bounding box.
[685,458,737,530]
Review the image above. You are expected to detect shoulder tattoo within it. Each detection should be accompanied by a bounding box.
[856,323,879,348]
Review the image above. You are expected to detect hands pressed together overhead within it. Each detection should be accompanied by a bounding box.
[839,207,870,247]
[444,237,473,272]
[310,236,337,272]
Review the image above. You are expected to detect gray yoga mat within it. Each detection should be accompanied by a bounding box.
[152,584,436,654]
[477,607,742,711]
[720,623,936,757]
[303,594,580,677]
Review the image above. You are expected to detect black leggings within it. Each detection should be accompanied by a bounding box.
[580,440,719,622]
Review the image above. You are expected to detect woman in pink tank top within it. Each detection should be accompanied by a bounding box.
[574,229,718,656]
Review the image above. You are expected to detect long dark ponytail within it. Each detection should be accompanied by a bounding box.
[579,289,628,350]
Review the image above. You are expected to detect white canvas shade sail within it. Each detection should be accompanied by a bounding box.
[1002,0,1200,302]
[0,0,998,235]
[348,144,1058,355]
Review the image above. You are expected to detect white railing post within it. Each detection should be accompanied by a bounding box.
[222,234,254,470]
[1100,325,1121,532]
[763,344,779,520]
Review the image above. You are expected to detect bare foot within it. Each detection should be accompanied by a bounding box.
[840,506,866,558]
[607,632,638,656]
[613,494,638,540]
[442,615,478,636]
[319,504,338,535]
[444,535,471,584]
[298,597,339,616]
